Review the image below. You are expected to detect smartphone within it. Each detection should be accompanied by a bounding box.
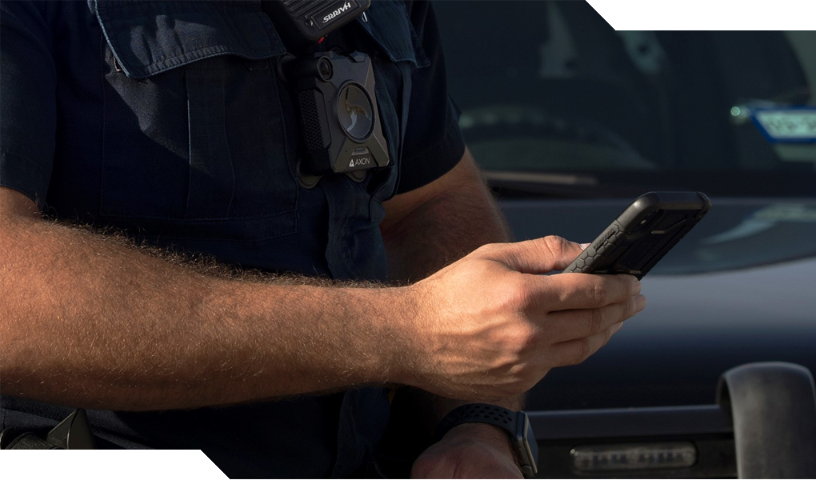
[564,192,711,279]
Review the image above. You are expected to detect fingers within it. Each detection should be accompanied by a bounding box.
[546,295,646,343]
[529,272,641,312]
[549,322,626,367]
[478,236,585,274]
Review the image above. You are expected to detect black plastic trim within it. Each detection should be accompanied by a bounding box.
[530,405,733,441]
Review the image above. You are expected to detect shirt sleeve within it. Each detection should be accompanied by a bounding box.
[396,0,467,194]
[0,1,57,209]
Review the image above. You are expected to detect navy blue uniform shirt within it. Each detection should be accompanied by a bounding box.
[0,0,465,477]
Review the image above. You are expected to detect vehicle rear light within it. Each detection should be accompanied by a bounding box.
[570,441,697,472]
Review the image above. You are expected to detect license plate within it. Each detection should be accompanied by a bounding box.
[752,107,816,143]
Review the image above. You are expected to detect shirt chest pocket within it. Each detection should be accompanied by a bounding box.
[95,0,297,226]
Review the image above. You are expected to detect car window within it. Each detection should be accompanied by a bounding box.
[435,1,816,198]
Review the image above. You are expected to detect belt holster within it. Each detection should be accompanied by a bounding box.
[0,409,96,450]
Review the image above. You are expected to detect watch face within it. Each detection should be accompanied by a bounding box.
[515,412,539,477]
[526,417,539,476]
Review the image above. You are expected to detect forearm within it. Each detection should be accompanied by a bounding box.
[1,196,413,411]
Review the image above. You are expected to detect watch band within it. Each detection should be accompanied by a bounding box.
[435,404,516,439]
[435,404,539,478]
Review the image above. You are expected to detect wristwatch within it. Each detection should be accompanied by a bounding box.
[435,404,539,478]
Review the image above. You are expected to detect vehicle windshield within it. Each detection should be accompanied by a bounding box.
[435,1,816,198]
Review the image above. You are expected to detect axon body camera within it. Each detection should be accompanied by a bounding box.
[264,0,389,185]
[280,51,390,182]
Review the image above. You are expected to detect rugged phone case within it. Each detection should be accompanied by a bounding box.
[564,192,711,280]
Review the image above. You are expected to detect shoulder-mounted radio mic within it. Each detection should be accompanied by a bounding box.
[262,0,390,187]
[262,0,372,50]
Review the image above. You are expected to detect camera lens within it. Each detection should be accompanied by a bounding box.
[337,84,373,141]
[317,58,333,80]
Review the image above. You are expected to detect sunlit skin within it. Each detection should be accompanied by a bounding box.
[0,150,643,477]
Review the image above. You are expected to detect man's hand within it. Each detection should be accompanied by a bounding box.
[411,423,522,479]
[398,235,644,401]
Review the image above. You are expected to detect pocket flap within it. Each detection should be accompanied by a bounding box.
[356,0,429,68]
[94,0,286,79]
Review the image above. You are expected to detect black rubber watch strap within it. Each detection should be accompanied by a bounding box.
[435,404,515,441]
[435,404,538,478]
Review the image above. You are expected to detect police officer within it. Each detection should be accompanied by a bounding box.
[0,0,644,477]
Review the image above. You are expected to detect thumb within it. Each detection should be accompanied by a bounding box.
[485,236,585,274]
